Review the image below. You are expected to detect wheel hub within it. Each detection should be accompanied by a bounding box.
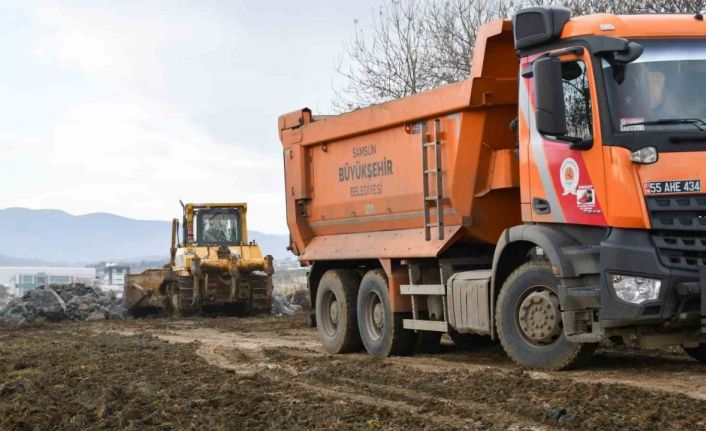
[373,303,384,328]
[364,291,384,341]
[518,290,561,345]
[329,300,339,325]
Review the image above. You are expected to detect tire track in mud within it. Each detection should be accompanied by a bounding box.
[4,326,478,431]
[138,325,706,402]
[119,327,549,429]
[261,348,706,431]
[201,344,552,430]
[116,320,706,431]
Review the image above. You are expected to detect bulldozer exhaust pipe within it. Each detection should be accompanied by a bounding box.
[170,218,179,267]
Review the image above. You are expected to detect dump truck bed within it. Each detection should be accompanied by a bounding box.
[279,20,522,261]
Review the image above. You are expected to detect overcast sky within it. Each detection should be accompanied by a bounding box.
[0,0,383,234]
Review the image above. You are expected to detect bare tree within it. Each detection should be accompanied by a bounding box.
[425,0,514,84]
[334,0,705,111]
[562,0,703,14]
[333,0,436,112]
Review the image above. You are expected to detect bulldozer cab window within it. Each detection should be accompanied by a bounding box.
[194,209,242,246]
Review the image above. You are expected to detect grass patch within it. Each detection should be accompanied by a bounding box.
[8,368,44,379]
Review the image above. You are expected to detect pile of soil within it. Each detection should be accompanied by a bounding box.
[0,325,423,430]
[0,284,125,325]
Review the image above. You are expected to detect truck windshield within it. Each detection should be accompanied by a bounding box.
[603,39,706,133]
[195,209,242,245]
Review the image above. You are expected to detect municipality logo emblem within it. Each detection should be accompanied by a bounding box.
[560,158,579,196]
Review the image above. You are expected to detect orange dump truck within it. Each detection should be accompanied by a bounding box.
[279,7,706,369]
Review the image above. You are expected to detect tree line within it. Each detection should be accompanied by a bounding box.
[333,0,703,111]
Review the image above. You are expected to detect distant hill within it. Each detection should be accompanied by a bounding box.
[0,253,63,267]
[0,208,291,264]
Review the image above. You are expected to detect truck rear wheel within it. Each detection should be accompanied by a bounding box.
[315,269,362,354]
[496,261,596,370]
[357,269,416,357]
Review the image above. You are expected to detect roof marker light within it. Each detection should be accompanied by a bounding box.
[600,23,615,31]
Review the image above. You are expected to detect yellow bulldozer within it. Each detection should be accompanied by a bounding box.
[123,202,274,316]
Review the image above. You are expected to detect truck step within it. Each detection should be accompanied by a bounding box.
[403,319,448,332]
[400,284,445,295]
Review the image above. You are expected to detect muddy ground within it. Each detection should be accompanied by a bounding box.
[3,315,706,430]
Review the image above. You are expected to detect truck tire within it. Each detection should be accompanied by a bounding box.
[496,261,596,370]
[357,269,416,357]
[683,344,706,362]
[315,269,362,354]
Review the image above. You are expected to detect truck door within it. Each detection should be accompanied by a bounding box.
[521,49,607,226]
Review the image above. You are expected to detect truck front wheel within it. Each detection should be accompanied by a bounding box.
[357,269,416,357]
[315,269,363,354]
[496,261,596,370]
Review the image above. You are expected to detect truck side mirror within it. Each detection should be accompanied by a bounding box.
[614,42,643,64]
[533,57,567,136]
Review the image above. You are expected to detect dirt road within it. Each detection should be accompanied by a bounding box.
[3,314,706,430]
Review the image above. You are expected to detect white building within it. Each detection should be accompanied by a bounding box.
[100,263,130,296]
[0,267,97,297]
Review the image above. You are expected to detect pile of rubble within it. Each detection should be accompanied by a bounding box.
[271,290,302,316]
[289,289,310,310]
[0,284,126,326]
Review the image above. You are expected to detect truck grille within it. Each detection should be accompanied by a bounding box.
[651,231,706,270]
[648,195,706,271]
[647,195,706,231]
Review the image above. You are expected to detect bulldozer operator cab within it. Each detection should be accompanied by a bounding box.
[194,207,242,246]
[182,204,248,248]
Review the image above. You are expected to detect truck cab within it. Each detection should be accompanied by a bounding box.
[512,7,706,357]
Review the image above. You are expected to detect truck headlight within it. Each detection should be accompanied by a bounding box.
[610,274,661,304]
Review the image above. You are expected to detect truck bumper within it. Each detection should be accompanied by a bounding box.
[597,228,703,330]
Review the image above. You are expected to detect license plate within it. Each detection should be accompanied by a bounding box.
[645,180,701,195]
